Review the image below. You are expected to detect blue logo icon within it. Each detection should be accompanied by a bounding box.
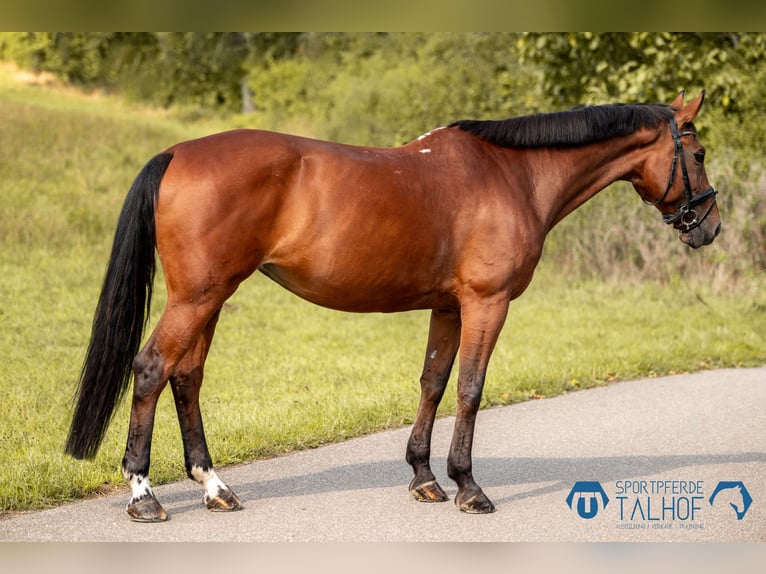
[709,481,753,520]
[566,481,610,519]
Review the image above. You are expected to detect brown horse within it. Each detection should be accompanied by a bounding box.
[66,91,720,521]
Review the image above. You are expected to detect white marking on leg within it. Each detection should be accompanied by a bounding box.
[430,350,438,359]
[127,474,153,504]
[191,465,229,500]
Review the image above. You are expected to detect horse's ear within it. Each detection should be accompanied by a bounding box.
[669,90,686,109]
[674,90,706,124]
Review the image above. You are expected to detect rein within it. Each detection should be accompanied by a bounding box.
[646,116,717,232]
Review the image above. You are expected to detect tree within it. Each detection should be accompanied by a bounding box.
[0,32,251,112]
[517,32,766,115]
[151,33,249,111]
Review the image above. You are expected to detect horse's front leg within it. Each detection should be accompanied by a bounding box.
[170,311,241,513]
[406,307,461,502]
[447,296,509,513]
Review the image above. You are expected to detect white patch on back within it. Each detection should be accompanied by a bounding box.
[417,126,446,141]
[419,148,432,154]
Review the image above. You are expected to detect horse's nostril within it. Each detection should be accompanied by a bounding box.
[714,222,722,237]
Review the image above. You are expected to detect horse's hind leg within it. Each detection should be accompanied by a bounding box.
[169,310,241,512]
[122,298,226,522]
[406,308,461,503]
[121,330,171,522]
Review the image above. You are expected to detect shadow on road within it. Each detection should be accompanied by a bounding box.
[153,451,765,516]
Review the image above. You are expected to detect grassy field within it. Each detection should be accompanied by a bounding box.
[0,67,764,513]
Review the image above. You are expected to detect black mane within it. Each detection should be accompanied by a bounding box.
[449,103,674,148]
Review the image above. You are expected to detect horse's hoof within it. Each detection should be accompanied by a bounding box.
[126,494,168,522]
[457,492,496,514]
[204,488,243,512]
[409,479,449,502]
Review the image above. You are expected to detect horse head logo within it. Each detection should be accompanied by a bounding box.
[709,481,753,520]
[566,481,610,519]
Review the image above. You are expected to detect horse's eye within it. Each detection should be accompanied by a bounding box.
[694,150,706,163]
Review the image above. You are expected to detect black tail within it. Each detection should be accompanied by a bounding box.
[65,152,174,459]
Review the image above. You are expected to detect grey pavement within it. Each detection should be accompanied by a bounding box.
[2,367,764,542]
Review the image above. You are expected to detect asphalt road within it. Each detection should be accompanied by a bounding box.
[2,367,764,542]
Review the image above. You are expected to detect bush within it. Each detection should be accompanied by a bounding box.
[244,33,538,145]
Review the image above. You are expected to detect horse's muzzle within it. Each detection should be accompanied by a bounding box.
[680,220,720,249]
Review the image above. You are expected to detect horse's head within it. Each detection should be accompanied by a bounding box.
[635,90,721,249]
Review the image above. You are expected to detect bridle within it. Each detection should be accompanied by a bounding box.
[645,116,717,232]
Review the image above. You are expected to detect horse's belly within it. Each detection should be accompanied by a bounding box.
[257,262,455,313]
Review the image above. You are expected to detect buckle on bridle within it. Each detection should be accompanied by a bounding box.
[662,185,717,231]
[681,209,699,228]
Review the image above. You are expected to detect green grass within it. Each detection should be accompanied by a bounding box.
[0,66,764,513]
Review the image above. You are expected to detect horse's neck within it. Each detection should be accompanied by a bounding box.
[525,129,660,231]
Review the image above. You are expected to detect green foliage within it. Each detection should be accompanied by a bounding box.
[150,33,249,111]
[0,33,157,88]
[245,33,538,145]
[4,32,766,150]
[516,33,766,113]
[0,32,250,112]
